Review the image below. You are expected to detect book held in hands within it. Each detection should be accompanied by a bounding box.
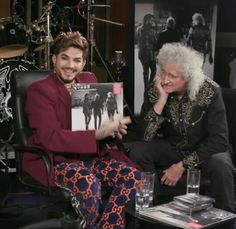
[71,82,123,131]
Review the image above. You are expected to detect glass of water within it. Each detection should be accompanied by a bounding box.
[186,168,201,195]
[141,172,155,205]
[135,179,150,212]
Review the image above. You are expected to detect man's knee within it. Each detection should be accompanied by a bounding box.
[127,141,150,163]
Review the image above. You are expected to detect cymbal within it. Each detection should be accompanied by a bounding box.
[0,17,12,23]
[34,44,44,52]
[0,44,27,59]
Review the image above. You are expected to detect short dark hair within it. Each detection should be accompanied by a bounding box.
[143,14,154,25]
[52,31,88,59]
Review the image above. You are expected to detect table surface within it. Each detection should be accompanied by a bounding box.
[125,201,177,229]
[124,200,236,229]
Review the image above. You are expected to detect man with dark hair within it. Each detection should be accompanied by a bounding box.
[137,14,158,88]
[24,31,141,228]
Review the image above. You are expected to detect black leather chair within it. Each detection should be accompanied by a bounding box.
[10,70,53,194]
[10,70,86,229]
[222,88,236,166]
[221,88,236,188]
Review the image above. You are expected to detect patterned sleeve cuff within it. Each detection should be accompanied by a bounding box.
[144,108,165,141]
[182,151,200,169]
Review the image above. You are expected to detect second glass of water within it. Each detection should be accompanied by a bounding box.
[141,172,155,205]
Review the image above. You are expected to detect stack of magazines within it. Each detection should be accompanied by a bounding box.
[167,194,215,214]
[139,200,236,229]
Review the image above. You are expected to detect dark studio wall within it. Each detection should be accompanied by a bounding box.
[214,0,236,88]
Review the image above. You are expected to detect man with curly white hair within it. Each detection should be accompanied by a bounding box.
[129,42,235,212]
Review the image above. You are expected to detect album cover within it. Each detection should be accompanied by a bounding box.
[71,82,123,131]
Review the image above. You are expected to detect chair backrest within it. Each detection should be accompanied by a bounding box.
[10,70,52,146]
[221,88,236,165]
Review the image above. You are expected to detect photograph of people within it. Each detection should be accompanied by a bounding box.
[91,93,103,129]
[136,13,158,89]
[156,16,181,54]
[134,0,217,115]
[106,91,118,121]
[82,93,92,130]
[186,12,213,65]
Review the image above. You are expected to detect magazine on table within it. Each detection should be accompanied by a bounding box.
[139,204,236,229]
[167,201,213,214]
[173,194,215,208]
[71,82,123,131]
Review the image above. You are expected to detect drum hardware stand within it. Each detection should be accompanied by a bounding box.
[0,131,15,174]
[110,51,126,82]
[77,0,124,70]
[0,130,24,219]
[77,0,136,124]
[11,0,25,31]
[28,1,54,69]
[39,1,54,70]
[44,5,54,70]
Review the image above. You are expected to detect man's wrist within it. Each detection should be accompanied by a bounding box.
[182,160,188,169]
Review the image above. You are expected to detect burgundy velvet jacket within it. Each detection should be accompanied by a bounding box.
[24,72,136,186]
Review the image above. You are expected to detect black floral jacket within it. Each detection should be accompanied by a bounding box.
[138,78,230,168]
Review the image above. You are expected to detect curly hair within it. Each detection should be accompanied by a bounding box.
[166,16,176,29]
[52,31,88,59]
[156,42,206,101]
[192,13,205,26]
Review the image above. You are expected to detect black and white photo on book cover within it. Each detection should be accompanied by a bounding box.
[71,82,123,131]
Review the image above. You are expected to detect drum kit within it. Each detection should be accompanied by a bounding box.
[0,0,125,142]
[0,1,65,141]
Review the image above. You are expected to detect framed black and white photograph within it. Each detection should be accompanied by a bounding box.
[133,0,218,114]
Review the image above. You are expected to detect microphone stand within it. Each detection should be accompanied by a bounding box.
[33,1,54,69]
[44,8,53,70]
[42,1,54,69]
[77,0,136,124]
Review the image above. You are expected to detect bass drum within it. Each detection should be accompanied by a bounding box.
[0,60,38,141]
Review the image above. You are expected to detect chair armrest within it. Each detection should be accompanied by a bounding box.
[12,144,51,185]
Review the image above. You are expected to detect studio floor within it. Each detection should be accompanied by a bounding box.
[1,170,236,229]
[0,172,67,229]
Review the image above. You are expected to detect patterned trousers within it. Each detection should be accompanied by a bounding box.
[54,155,141,228]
